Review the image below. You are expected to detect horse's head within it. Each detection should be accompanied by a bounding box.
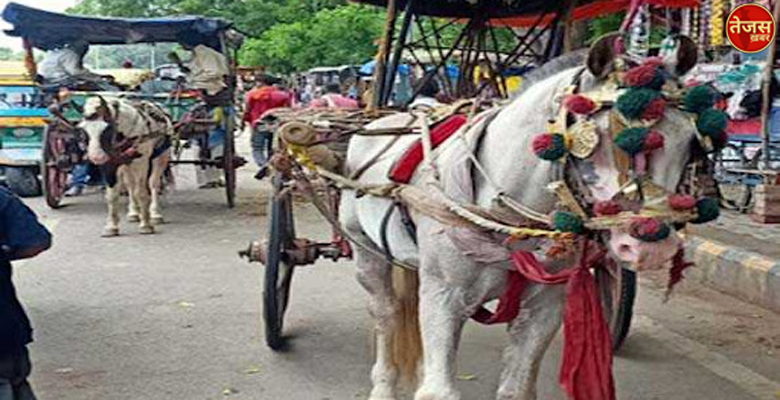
[553,34,719,271]
[79,96,120,165]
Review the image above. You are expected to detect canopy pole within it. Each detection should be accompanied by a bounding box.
[371,0,398,110]
[22,38,36,79]
[383,0,415,107]
[760,0,780,170]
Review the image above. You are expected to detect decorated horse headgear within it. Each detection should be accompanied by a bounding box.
[531,34,722,242]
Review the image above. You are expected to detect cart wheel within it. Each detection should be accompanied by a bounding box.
[263,172,296,350]
[223,114,236,208]
[41,126,67,209]
[715,144,753,212]
[596,261,637,352]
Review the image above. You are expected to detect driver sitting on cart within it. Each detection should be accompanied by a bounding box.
[37,40,118,91]
[169,35,232,188]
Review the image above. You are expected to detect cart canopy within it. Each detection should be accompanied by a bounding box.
[2,2,232,50]
[354,0,698,25]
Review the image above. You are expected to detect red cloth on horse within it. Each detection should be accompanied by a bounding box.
[472,246,616,400]
[389,114,468,183]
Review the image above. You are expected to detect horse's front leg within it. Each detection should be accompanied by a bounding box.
[496,283,565,400]
[102,183,121,237]
[415,234,505,400]
[355,247,399,400]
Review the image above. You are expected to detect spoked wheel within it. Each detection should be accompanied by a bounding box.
[223,113,237,208]
[41,125,68,209]
[596,260,637,352]
[263,172,296,350]
[715,144,753,213]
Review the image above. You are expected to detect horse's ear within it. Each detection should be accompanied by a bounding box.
[673,35,698,77]
[97,95,109,112]
[587,33,620,80]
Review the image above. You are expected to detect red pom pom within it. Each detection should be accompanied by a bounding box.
[669,194,697,211]
[593,200,623,216]
[532,133,554,153]
[642,98,667,120]
[564,94,596,115]
[643,130,665,151]
[643,57,665,68]
[624,64,658,88]
[629,217,671,242]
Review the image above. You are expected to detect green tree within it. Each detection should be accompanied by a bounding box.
[240,4,384,73]
[0,47,24,61]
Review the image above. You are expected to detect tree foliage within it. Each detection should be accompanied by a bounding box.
[68,0,382,73]
[241,4,385,73]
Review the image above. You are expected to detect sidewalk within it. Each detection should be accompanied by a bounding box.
[686,211,780,313]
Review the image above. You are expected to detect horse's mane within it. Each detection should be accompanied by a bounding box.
[512,49,588,99]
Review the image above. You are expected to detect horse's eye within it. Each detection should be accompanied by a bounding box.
[84,114,99,121]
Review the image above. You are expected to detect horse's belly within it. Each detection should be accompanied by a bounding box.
[343,134,421,265]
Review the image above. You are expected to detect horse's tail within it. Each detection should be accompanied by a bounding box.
[392,266,422,383]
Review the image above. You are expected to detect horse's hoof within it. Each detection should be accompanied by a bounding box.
[102,228,120,237]
[139,226,155,235]
[127,214,141,223]
[151,216,165,225]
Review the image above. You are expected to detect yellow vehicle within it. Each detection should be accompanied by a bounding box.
[0,61,47,197]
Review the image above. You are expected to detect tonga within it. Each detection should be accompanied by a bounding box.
[242,0,706,353]
[1,2,244,208]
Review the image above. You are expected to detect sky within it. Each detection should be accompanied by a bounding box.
[0,0,78,50]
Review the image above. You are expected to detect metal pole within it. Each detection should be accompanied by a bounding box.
[383,0,415,106]
[371,0,398,110]
[760,0,780,169]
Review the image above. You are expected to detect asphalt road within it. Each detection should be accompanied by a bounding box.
[10,153,780,400]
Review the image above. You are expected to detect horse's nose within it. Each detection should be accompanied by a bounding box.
[89,152,110,165]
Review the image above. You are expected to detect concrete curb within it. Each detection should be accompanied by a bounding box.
[685,236,780,313]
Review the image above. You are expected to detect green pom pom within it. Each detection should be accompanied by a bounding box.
[697,109,729,138]
[685,86,716,114]
[616,88,660,120]
[553,211,585,234]
[693,197,720,224]
[615,127,649,155]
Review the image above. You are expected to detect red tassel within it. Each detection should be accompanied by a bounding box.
[667,246,694,297]
[642,98,667,120]
[473,244,615,400]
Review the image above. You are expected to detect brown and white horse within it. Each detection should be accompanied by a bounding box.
[341,36,706,400]
[79,96,173,236]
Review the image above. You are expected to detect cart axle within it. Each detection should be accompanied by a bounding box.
[239,238,350,266]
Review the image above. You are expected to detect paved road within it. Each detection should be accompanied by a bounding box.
[11,160,780,400]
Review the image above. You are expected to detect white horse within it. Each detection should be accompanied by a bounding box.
[80,96,173,236]
[341,36,704,400]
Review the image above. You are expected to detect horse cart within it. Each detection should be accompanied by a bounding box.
[242,1,706,359]
[2,2,244,209]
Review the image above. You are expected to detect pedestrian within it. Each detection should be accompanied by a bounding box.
[0,186,52,400]
[310,83,359,109]
[243,75,292,180]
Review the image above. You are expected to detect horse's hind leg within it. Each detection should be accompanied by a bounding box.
[127,160,154,234]
[495,283,565,400]
[149,153,169,225]
[355,246,400,400]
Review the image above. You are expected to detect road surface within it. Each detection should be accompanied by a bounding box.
[11,160,780,400]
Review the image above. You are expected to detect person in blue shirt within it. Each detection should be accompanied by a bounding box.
[0,186,52,400]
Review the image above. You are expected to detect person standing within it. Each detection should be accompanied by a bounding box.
[243,76,292,180]
[0,187,52,400]
[309,83,358,109]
